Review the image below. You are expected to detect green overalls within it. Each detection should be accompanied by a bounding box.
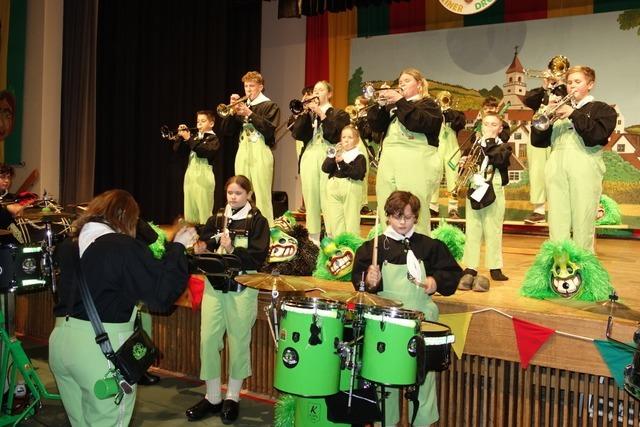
[463,173,506,270]
[184,152,214,224]
[300,126,330,235]
[546,118,605,252]
[200,234,259,380]
[235,123,275,225]
[527,138,550,206]
[378,261,439,427]
[376,118,442,236]
[358,140,371,208]
[49,311,138,427]
[430,123,460,207]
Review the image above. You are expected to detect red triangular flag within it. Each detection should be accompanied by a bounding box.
[512,317,555,369]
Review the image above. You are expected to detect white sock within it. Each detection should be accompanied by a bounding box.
[429,203,439,212]
[226,377,244,402]
[448,199,458,212]
[309,232,321,247]
[533,203,546,215]
[205,378,222,404]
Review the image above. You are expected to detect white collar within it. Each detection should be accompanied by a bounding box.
[78,222,116,257]
[572,95,594,109]
[383,225,415,241]
[341,146,362,164]
[247,92,270,107]
[224,203,252,221]
[406,94,421,102]
[320,103,332,114]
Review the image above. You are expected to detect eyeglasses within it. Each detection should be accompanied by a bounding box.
[390,213,416,222]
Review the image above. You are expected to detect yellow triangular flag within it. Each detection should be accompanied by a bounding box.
[439,312,473,359]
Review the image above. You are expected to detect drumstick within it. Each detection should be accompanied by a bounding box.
[372,214,379,267]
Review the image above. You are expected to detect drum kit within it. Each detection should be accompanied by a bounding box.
[226,269,456,426]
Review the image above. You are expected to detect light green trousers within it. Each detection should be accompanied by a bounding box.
[184,153,215,224]
[325,176,364,237]
[430,124,460,206]
[300,133,330,235]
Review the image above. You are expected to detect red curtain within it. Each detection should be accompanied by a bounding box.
[504,0,548,22]
[389,0,426,34]
[305,13,330,87]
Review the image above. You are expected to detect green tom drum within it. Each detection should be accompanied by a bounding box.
[361,307,423,386]
[274,297,345,397]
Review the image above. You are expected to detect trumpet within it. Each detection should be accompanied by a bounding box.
[436,90,452,111]
[327,142,344,158]
[362,83,403,104]
[216,95,250,118]
[524,55,570,86]
[531,91,575,131]
[289,96,319,115]
[160,125,197,141]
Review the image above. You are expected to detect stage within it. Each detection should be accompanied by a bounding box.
[14,232,640,426]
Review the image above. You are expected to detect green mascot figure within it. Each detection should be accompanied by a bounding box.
[521,239,614,301]
[261,211,319,276]
[313,232,365,282]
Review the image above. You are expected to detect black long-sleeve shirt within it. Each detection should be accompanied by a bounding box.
[367,97,443,147]
[218,101,281,148]
[531,101,617,148]
[483,137,513,186]
[198,206,270,271]
[443,109,466,133]
[54,233,189,322]
[290,107,350,145]
[321,153,367,180]
[173,131,220,165]
[351,233,462,296]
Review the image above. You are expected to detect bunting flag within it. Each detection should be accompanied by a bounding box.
[512,317,555,369]
[594,339,636,388]
[439,312,473,359]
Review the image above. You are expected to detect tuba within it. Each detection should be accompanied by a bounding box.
[450,141,485,198]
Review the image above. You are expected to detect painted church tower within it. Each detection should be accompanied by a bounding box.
[502,49,527,110]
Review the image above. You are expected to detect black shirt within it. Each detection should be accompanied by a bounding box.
[321,153,367,180]
[54,232,189,322]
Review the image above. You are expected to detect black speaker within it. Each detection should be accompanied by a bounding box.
[272,191,288,218]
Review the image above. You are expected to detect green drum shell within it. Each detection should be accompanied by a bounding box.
[294,397,350,426]
[274,299,345,397]
[361,308,421,386]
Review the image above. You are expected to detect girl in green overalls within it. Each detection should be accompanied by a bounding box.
[322,125,367,236]
[352,191,462,426]
[367,68,444,236]
[291,80,350,245]
[185,175,270,424]
[531,66,616,252]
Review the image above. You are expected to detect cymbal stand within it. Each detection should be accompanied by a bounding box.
[40,218,57,296]
[264,285,280,347]
[605,291,637,351]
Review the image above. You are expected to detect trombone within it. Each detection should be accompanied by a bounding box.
[216,95,250,118]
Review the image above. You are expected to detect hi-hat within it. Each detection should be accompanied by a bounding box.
[235,273,316,292]
[323,290,402,308]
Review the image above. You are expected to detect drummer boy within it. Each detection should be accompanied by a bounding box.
[351,190,462,426]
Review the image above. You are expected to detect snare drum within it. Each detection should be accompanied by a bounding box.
[420,321,455,372]
[274,297,345,397]
[361,307,423,386]
[0,243,48,293]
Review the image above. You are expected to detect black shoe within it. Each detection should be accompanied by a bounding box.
[221,399,240,424]
[137,372,160,386]
[490,269,509,281]
[462,268,478,277]
[524,212,546,224]
[448,209,461,220]
[185,398,223,421]
[360,206,374,215]
[429,208,439,217]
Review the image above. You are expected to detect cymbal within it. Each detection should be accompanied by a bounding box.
[583,301,640,322]
[20,210,74,221]
[323,290,403,308]
[235,273,316,292]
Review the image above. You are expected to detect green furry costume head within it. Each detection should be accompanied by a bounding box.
[261,212,319,276]
[313,232,364,281]
[521,239,614,301]
[147,222,167,259]
[596,194,622,226]
[431,220,465,261]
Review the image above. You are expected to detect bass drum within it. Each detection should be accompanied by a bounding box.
[11,216,72,244]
